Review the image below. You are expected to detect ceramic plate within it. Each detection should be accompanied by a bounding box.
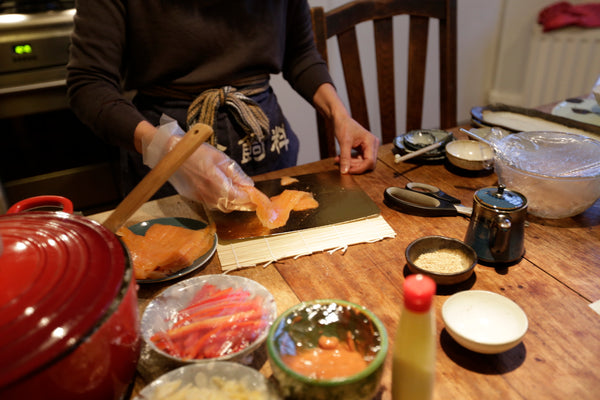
[128,217,217,284]
[471,104,600,137]
[551,98,600,127]
[394,129,452,161]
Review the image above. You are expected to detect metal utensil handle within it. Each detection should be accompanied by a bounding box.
[459,128,493,147]
[102,123,213,233]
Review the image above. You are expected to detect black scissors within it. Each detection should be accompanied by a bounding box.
[383,182,472,217]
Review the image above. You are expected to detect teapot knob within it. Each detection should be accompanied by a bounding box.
[494,184,506,198]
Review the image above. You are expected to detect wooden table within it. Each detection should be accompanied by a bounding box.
[91,127,600,399]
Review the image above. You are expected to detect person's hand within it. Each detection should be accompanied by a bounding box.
[312,83,380,174]
[142,117,255,212]
[332,113,380,174]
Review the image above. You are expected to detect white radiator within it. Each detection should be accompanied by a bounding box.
[523,25,600,107]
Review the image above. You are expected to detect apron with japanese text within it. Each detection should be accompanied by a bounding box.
[123,79,299,199]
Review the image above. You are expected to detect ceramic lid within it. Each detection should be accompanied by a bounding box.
[0,211,128,387]
[474,185,527,211]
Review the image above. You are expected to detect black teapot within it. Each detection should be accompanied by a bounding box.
[464,185,528,264]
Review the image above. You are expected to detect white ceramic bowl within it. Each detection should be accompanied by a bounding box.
[442,290,528,354]
[133,361,280,400]
[445,140,494,171]
[593,84,600,106]
[139,275,277,379]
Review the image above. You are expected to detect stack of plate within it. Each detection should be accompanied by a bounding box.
[394,129,452,161]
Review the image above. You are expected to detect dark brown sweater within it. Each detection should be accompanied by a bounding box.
[67,0,332,152]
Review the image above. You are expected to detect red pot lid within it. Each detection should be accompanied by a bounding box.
[0,210,129,387]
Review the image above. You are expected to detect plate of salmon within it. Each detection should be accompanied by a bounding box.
[117,217,217,283]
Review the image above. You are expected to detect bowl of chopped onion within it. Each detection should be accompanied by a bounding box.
[133,361,280,400]
[138,275,277,380]
[405,236,477,285]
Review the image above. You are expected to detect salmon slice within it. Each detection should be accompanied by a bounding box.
[280,176,299,186]
[118,226,160,278]
[242,186,319,229]
[118,223,215,280]
[242,186,279,228]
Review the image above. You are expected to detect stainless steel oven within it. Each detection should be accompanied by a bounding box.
[0,1,121,214]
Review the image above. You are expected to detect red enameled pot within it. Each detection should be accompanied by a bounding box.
[0,196,140,400]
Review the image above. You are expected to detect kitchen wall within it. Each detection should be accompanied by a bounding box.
[272,0,594,165]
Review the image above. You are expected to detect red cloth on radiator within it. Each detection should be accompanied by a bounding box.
[538,1,600,31]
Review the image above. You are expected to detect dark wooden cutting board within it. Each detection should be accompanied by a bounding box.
[207,170,380,240]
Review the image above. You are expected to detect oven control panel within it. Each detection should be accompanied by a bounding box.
[0,9,74,89]
[0,32,71,75]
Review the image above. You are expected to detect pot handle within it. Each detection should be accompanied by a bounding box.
[490,214,511,256]
[6,195,74,215]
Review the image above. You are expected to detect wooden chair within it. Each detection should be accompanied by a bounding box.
[311,0,457,158]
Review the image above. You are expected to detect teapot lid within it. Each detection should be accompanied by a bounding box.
[474,185,527,211]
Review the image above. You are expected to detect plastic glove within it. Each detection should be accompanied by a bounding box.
[142,116,255,212]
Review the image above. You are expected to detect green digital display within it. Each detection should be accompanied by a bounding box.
[13,44,33,55]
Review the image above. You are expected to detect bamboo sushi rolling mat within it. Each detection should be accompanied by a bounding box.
[216,215,396,272]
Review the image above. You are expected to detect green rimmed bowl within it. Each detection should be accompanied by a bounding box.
[267,299,388,400]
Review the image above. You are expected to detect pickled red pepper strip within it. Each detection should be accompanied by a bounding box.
[173,295,261,328]
[185,319,267,359]
[150,285,267,360]
[164,309,260,340]
[179,289,252,315]
[182,287,235,310]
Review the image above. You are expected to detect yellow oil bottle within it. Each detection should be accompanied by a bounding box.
[392,274,436,400]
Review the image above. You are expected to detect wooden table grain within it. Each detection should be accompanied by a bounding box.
[91,131,600,400]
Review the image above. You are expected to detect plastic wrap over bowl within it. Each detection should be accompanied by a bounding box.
[493,131,600,218]
[139,275,277,381]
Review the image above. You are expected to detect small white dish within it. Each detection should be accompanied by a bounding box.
[442,290,528,354]
[445,140,494,171]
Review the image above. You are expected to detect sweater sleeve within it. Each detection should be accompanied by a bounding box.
[66,0,144,153]
[282,0,334,105]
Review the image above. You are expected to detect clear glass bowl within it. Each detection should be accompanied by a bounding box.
[493,131,600,219]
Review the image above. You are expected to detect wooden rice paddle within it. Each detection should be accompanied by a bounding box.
[102,123,213,233]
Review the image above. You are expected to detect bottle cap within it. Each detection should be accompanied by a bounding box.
[404,274,436,312]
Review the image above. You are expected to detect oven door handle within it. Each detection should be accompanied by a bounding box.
[0,79,66,95]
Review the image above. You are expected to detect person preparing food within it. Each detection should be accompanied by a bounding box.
[66,0,379,213]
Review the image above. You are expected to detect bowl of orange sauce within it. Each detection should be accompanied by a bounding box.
[266,299,388,400]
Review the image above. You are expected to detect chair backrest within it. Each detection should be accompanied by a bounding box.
[311,0,457,158]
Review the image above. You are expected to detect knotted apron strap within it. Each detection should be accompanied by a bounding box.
[186,81,270,146]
